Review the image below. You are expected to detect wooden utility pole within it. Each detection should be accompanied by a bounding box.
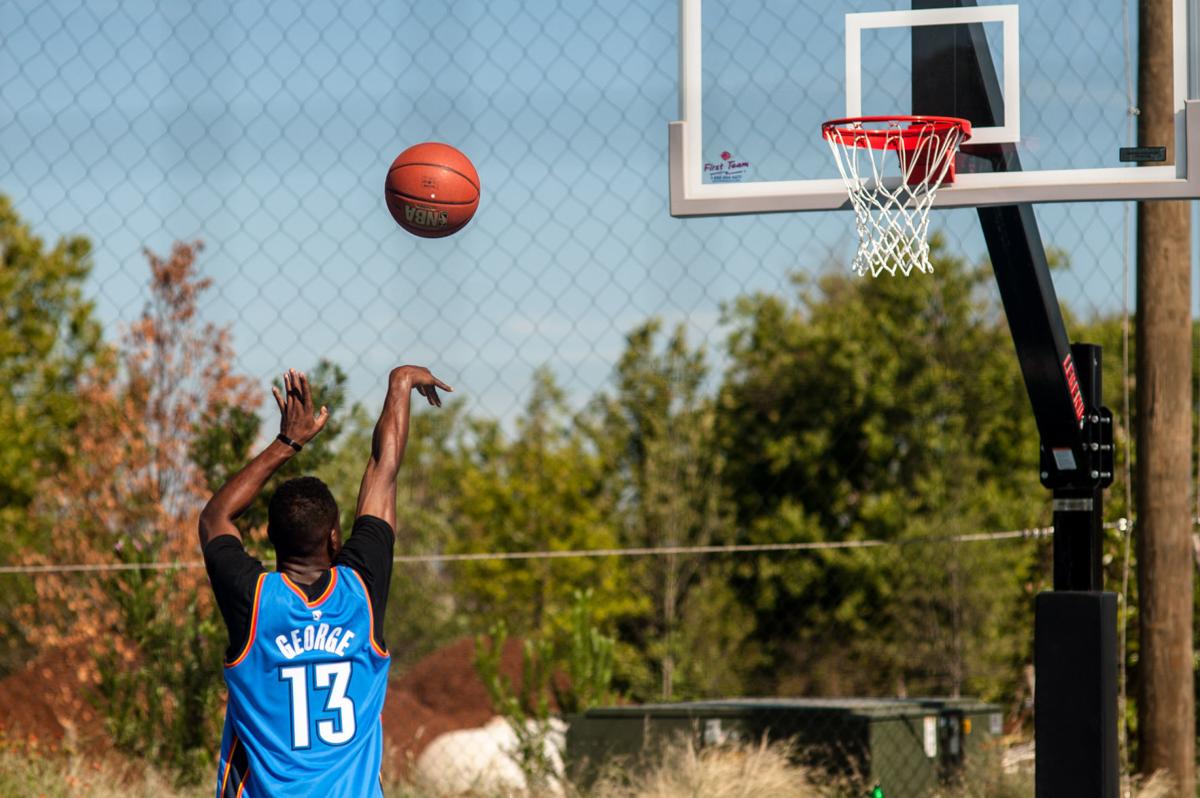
[1135,0,1194,791]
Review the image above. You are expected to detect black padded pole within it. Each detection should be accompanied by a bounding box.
[1035,592,1120,797]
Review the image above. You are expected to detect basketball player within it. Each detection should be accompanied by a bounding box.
[199,365,451,797]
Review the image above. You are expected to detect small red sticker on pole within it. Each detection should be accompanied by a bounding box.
[1061,354,1085,423]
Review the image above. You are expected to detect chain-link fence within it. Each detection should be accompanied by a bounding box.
[0,0,1186,795]
[1,0,1145,413]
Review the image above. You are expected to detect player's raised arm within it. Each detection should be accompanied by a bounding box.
[355,365,451,530]
[198,368,330,547]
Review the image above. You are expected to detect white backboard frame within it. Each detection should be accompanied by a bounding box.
[669,0,1200,216]
[846,6,1020,146]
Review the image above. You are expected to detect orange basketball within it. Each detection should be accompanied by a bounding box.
[384,142,480,238]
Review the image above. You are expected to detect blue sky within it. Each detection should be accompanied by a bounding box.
[0,0,1193,422]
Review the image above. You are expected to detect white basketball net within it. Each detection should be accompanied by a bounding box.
[824,119,967,277]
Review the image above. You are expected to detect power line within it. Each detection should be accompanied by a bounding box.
[392,527,1056,563]
[0,523,1082,575]
[0,519,1145,576]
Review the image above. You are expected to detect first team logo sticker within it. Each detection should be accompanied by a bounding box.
[704,149,751,183]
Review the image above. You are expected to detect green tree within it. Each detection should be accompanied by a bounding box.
[449,369,636,640]
[717,237,1044,699]
[592,320,755,700]
[0,195,106,675]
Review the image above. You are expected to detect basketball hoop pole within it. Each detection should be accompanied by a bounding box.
[913,3,1118,796]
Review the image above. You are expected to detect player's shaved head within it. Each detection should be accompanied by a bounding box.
[268,476,339,561]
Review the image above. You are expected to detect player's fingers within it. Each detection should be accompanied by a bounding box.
[299,370,313,407]
[431,376,453,392]
[428,386,441,407]
[314,405,330,431]
[272,385,285,414]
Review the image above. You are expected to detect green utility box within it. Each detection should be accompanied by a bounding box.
[901,697,1005,779]
[566,697,1003,796]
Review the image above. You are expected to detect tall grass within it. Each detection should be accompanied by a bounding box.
[0,742,1183,798]
[585,738,818,798]
[0,749,206,798]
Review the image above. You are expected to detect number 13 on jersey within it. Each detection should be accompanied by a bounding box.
[278,661,357,748]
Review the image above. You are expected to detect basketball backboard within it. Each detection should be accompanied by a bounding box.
[669,0,1200,215]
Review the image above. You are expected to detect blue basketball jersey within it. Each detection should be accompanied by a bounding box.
[216,565,390,798]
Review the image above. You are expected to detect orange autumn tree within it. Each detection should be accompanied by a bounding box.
[27,241,259,778]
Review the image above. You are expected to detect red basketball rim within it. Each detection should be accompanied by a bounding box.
[821,115,972,151]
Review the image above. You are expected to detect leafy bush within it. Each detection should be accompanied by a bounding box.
[475,589,618,791]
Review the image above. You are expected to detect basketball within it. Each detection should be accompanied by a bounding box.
[384,142,480,238]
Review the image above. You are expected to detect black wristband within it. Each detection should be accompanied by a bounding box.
[276,434,303,452]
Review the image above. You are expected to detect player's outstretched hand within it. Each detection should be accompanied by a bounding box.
[389,365,453,407]
[272,368,330,446]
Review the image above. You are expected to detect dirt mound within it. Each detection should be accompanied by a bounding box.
[0,647,106,754]
[381,636,530,774]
